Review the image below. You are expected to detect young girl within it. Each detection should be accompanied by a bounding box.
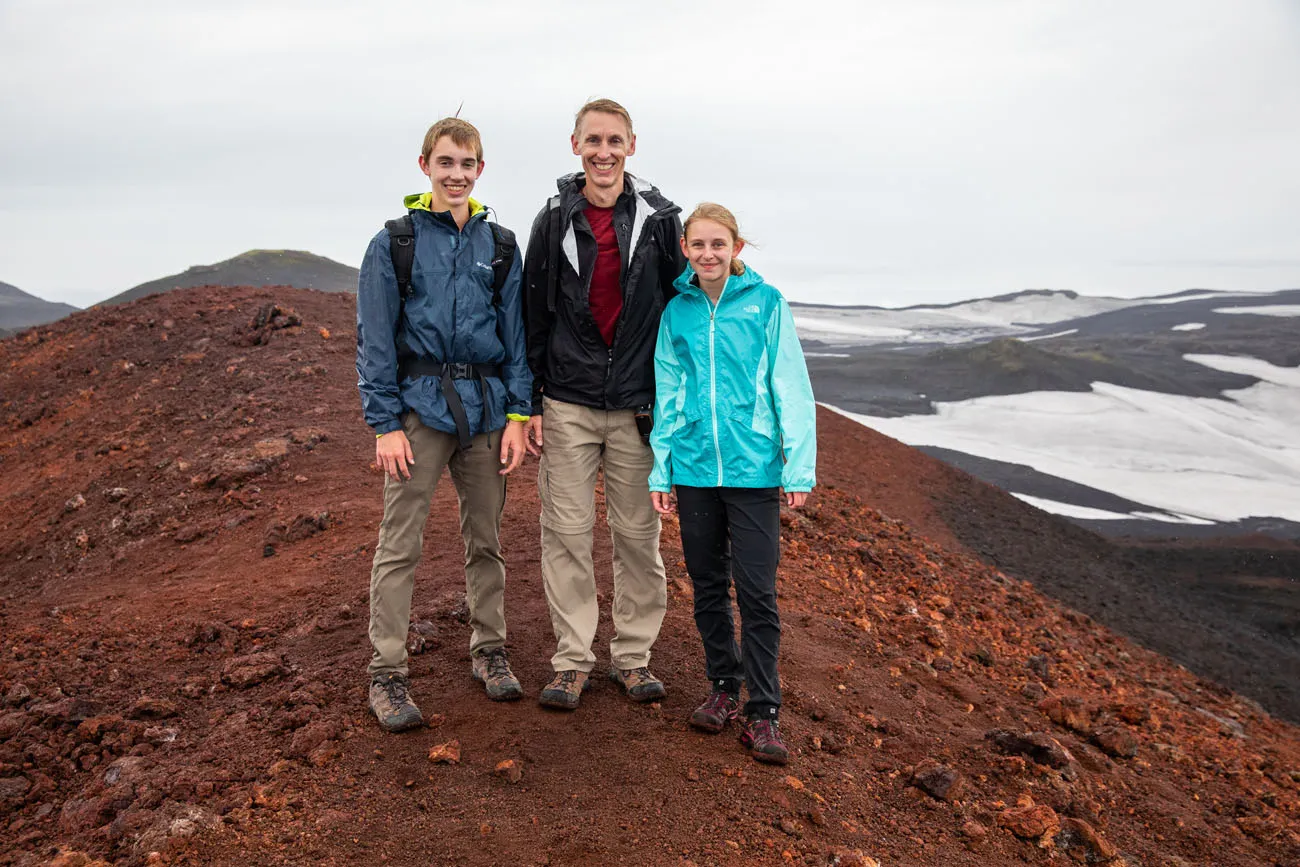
[649,203,816,765]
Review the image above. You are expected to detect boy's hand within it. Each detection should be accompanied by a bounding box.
[376,430,415,481]
[651,491,676,515]
[500,421,526,475]
[785,491,808,508]
[525,415,544,456]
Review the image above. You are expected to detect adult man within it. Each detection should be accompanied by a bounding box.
[523,98,686,710]
[357,117,532,732]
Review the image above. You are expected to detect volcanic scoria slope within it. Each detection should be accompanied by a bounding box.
[0,287,1297,867]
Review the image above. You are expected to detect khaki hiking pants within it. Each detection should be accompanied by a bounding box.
[538,397,667,673]
[368,412,507,678]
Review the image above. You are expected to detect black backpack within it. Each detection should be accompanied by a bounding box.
[384,213,516,306]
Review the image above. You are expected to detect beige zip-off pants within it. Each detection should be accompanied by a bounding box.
[538,397,667,673]
[368,413,507,678]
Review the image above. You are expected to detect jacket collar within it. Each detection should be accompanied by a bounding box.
[403,192,487,220]
[673,264,765,301]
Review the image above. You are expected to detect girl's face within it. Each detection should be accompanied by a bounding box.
[681,219,743,286]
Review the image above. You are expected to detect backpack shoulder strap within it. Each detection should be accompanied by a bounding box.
[384,215,415,301]
[488,222,517,308]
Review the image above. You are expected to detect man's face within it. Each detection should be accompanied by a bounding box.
[418,136,484,212]
[571,111,636,192]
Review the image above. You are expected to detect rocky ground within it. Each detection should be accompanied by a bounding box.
[1,287,1297,866]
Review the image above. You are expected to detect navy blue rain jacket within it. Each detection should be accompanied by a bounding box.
[356,195,532,436]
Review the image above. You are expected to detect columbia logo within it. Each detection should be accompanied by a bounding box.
[474,261,493,271]
[745,304,761,314]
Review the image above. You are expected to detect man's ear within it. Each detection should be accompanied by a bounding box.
[418,154,431,177]
[571,134,581,156]
[475,160,485,179]
[626,134,637,157]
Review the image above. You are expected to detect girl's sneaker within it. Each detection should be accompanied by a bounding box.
[739,716,790,765]
[689,689,741,733]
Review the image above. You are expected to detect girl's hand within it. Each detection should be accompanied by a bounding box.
[651,491,676,515]
[785,491,808,509]
[499,421,526,475]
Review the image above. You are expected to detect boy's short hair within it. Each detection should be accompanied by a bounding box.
[421,117,483,162]
[573,98,634,138]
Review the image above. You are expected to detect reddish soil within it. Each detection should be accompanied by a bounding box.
[1,287,1297,866]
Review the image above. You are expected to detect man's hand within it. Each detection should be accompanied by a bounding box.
[499,421,526,475]
[525,415,544,456]
[785,491,808,508]
[651,491,676,515]
[376,430,414,481]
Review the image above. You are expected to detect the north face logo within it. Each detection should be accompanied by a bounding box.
[745,304,761,314]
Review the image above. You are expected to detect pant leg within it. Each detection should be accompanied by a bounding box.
[447,427,508,656]
[602,409,668,670]
[537,398,604,673]
[368,414,458,678]
[676,485,744,692]
[721,487,783,718]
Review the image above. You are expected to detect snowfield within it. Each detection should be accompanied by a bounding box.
[834,354,1300,524]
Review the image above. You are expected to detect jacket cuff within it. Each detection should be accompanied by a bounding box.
[371,419,403,435]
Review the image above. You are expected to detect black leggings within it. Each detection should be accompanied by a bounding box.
[675,485,782,719]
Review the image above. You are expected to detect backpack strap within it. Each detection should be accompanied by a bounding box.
[384,215,415,301]
[488,222,517,308]
[546,195,562,313]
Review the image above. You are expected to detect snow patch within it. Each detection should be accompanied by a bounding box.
[1213,305,1300,317]
[1171,322,1205,331]
[1021,329,1078,342]
[829,358,1300,524]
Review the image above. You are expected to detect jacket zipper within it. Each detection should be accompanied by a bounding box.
[708,286,727,486]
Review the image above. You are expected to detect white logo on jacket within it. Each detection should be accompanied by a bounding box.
[475,261,493,272]
[745,304,761,314]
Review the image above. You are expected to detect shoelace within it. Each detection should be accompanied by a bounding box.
[485,650,512,679]
[702,691,737,715]
[383,677,411,706]
[752,720,781,743]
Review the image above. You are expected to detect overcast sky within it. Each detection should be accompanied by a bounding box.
[2,0,1299,308]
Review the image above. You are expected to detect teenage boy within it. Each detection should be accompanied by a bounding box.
[357,117,532,732]
[522,98,686,710]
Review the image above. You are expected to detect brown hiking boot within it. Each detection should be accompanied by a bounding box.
[739,716,790,765]
[538,670,589,710]
[608,666,667,703]
[689,688,741,733]
[471,647,523,701]
[368,673,423,733]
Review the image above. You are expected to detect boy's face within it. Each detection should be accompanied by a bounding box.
[571,111,635,194]
[418,136,484,212]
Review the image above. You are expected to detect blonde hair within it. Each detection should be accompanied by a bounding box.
[421,117,483,162]
[573,98,634,138]
[683,203,748,276]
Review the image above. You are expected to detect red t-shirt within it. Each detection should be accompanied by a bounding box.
[585,203,622,346]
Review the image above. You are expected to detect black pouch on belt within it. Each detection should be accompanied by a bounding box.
[634,405,653,447]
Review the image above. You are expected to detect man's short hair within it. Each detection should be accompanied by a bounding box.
[573,98,634,138]
[421,118,483,162]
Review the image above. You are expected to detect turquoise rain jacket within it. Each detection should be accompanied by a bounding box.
[648,265,816,492]
[356,194,532,437]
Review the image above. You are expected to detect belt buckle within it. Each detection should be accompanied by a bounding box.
[448,363,471,379]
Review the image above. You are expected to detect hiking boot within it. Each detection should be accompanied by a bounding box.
[739,716,790,765]
[368,673,423,733]
[538,670,589,710]
[608,666,667,703]
[471,647,523,701]
[689,688,741,733]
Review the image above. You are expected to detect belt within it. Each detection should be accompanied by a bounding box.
[398,358,502,449]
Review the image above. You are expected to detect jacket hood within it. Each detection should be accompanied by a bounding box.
[674,263,765,299]
[403,192,487,217]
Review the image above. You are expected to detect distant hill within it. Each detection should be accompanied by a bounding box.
[96,249,359,307]
[0,280,80,335]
